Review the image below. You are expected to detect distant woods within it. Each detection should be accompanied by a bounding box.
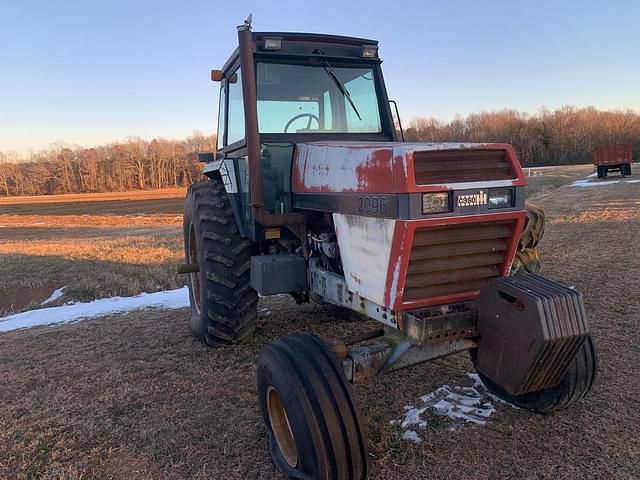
[0,134,214,197]
[1,106,639,197]
[406,106,639,166]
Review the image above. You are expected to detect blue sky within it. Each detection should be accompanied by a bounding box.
[1,0,638,154]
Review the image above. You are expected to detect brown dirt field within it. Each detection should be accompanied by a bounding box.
[0,188,187,205]
[1,172,640,479]
[0,191,185,315]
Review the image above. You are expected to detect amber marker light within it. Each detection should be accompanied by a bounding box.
[211,69,223,82]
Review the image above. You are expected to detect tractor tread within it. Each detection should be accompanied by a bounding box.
[205,271,237,290]
[201,231,233,245]
[204,251,235,267]
[183,179,258,347]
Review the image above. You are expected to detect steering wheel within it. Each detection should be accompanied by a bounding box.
[284,113,320,133]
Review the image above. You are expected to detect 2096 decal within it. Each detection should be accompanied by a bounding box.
[357,195,389,215]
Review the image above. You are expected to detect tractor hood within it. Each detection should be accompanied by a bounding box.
[292,141,526,193]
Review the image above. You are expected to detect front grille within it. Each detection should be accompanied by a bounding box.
[413,150,515,185]
[403,221,515,302]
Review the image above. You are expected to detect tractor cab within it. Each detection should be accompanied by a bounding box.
[207,23,400,239]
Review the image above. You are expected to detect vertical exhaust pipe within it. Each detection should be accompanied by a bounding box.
[237,19,264,210]
[235,17,306,233]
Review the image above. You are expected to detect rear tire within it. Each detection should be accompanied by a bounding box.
[257,333,368,480]
[513,203,545,274]
[183,179,258,346]
[474,336,598,413]
[625,163,632,176]
[511,247,540,274]
[521,202,545,251]
[596,166,604,179]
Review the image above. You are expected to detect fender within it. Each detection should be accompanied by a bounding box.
[202,159,249,238]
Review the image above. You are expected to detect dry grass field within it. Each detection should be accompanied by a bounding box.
[521,164,595,197]
[0,189,186,316]
[1,167,639,479]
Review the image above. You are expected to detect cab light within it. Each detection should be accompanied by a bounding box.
[422,192,451,214]
[488,188,514,209]
[263,37,282,50]
[360,45,378,58]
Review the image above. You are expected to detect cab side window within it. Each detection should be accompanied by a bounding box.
[216,83,226,149]
[227,68,245,145]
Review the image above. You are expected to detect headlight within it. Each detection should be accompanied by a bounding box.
[488,188,514,209]
[422,192,451,214]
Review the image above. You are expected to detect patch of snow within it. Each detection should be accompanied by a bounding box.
[396,372,503,443]
[401,430,422,444]
[41,286,66,305]
[570,178,620,187]
[401,405,428,429]
[0,287,189,333]
[570,174,640,188]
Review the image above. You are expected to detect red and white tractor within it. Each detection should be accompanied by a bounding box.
[180,19,597,480]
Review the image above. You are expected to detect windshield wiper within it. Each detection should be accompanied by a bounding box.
[313,49,362,121]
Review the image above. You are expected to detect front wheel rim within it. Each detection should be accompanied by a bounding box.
[266,386,298,468]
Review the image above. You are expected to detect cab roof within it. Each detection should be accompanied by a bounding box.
[221,31,380,73]
[253,31,378,46]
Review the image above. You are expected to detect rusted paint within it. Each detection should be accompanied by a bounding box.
[292,142,527,194]
[293,143,395,193]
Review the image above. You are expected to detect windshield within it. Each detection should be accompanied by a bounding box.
[256,62,382,134]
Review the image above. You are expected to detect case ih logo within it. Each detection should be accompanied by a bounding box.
[457,190,488,207]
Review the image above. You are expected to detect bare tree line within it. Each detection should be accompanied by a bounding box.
[0,133,214,197]
[1,106,638,196]
[407,106,639,166]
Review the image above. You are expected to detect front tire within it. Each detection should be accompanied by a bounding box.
[257,334,368,479]
[183,179,257,346]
